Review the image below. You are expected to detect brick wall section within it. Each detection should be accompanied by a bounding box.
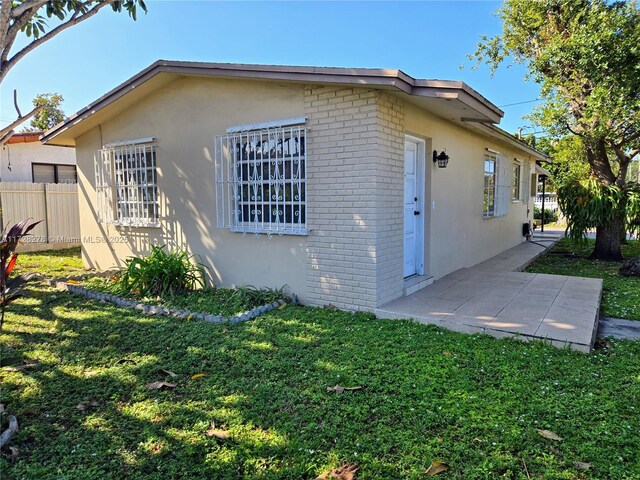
[374,93,405,306]
[304,86,405,310]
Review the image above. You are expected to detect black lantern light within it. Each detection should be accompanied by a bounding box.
[433,150,449,168]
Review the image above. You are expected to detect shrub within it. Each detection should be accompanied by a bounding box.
[534,206,558,224]
[116,245,206,297]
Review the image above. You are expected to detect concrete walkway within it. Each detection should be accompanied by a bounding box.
[376,238,603,352]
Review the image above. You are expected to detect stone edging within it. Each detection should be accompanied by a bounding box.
[61,283,287,324]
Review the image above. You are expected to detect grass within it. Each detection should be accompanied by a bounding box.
[13,247,84,278]
[0,250,639,478]
[527,238,640,320]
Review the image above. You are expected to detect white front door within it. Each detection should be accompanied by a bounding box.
[404,139,421,278]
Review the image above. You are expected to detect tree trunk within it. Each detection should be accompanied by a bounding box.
[591,217,624,261]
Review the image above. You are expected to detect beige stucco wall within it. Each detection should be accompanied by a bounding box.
[74,75,535,311]
[403,102,535,281]
[75,77,310,302]
[1,142,76,182]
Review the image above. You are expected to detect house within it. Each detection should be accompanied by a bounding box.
[1,131,76,183]
[42,61,547,312]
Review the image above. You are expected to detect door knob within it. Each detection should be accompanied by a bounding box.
[414,211,420,216]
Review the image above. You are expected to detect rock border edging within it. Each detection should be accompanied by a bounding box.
[61,283,287,324]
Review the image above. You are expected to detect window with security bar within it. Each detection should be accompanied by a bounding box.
[94,140,159,227]
[214,126,307,235]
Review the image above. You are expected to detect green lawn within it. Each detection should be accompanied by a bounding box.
[14,247,84,279]
[526,238,640,320]
[2,248,639,479]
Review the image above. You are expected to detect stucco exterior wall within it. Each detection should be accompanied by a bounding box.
[74,75,535,311]
[75,77,310,302]
[0,142,76,182]
[403,102,535,281]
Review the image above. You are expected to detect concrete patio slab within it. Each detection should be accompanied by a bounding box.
[376,238,603,352]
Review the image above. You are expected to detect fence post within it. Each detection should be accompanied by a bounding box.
[43,183,50,243]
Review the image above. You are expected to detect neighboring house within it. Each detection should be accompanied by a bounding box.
[42,61,547,312]
[0,131,77,183]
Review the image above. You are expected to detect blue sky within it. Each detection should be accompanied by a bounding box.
[1,1,542,134]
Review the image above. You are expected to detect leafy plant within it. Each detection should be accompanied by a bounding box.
[116,245,206,297]
[558,178,640,244]
[0,219,41,329]
[225,285,289,308]
[533,207,558,224]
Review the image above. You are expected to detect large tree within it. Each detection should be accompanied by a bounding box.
[474,0,640,260]
[0,0,147,142]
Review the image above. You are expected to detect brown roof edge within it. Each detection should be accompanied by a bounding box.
[463,120,550,161]
[7,131,44,144]
[42,60,505,143]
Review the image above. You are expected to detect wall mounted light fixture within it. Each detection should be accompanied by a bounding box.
[433,150,449,168]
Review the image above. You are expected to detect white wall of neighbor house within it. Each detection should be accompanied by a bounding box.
[74,77,311,303]
[403,103,535,282]
[0,141,76,182]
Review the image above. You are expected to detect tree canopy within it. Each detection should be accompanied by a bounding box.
[0,0,147,142]
[24,92,65,131]
[474,0,640,259]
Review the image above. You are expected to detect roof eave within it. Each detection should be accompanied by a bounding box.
[42,60,505,144]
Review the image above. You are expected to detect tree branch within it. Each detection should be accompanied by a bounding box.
[9,0,49,20]
[13,89,21,117]
[0,104,44,145]
[620,131,640,147]
[1,2,44,68]
[0,0,12,50]
[0,1,113,82]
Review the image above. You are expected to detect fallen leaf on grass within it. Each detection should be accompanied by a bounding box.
[573,461,592,470]
[191,373,205,380]
[115,358,136,366]
[536,429,563,441]
[442,351,453,357]
[146,381,176,390]
[9,446,19,462]
[425,461,449,476]
[66,279,81,285]
[159,369,178,377]
[76,401,101,411]
[316,462,358,480]
[205,421,231,440]
[327,385,363,394]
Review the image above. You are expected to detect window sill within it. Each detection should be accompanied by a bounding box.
[113,221,161,229]
[230,226,307,236]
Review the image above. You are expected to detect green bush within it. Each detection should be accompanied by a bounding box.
[534,206,558,224]
[116,245,206,297]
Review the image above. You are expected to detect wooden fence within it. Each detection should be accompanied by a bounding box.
[0,182,80,251]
